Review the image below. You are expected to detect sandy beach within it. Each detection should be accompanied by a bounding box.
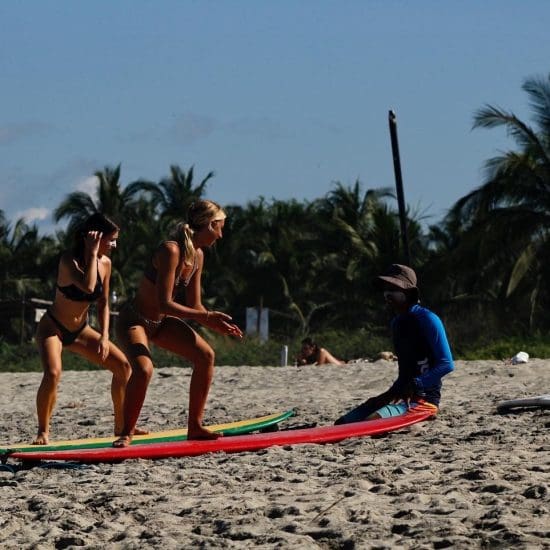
[0,359,548,549]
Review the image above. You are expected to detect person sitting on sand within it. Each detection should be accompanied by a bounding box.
[34,213,134,444]
[335,264,454,423]
[113,200,243,447]
[296,337,345,366]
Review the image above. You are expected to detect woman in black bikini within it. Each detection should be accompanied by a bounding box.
[114,200,243,447]
[34,213,132,444]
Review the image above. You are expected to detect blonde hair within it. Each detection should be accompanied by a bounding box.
[172,200,226,265]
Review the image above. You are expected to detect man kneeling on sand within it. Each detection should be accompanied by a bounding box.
[335,264,454,423]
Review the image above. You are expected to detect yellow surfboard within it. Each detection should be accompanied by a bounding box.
[0,410,295,455]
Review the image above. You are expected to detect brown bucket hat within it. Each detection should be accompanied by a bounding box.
[378,264,417,290]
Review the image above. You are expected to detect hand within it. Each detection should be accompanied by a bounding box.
[204,311,243,339]
[85,231,103,257]
[98,335,110,361]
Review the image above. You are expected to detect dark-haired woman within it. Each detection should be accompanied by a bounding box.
[34,213,132,444]
[296,337,345,366]
[114,200,243,447]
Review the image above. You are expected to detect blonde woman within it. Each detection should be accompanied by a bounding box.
[114,200,242,447]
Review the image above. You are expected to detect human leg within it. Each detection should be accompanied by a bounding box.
[112,318,155,446]
[336,398,438,424]
[335,400,378,424]
[368,400,439,419]
[35,319,64,444]
[334,391,393,424]
[318,348,344,365]
[152,317,219,440]
[68,325,132,435]
[370,402,409,419]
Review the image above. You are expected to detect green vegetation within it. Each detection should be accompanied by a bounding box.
[455,336,550,361]
[1,72,550,371]
[2,329,549,373]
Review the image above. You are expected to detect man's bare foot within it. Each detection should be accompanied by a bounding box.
[113,435,132,448]
[187,427,223,441]
[33,431,49,445]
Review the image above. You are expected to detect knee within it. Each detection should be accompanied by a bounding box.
[131,362,154,384]
[194,345,215,369]
[115,360,132,383]
[203,346,215,367]
[42,365,62,385]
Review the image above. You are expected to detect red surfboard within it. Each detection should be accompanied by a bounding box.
[9,409,433,463]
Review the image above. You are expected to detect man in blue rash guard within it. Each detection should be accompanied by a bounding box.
[335,264,454,424]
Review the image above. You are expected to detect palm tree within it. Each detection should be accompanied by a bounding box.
[54,165,148,230]
[444,73,550,330]
[143,164,213,232]
[0,217,58,297]
[315,181,430,329]
[0,215,60,342]
[53,165,160,297]
[0,211,11,287]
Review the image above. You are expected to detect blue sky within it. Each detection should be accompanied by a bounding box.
[1,1,549,234]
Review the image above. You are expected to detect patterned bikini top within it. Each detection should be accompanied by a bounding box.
[143,241,198,288]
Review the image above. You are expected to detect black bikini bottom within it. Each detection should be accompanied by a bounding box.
[46,310,87,345]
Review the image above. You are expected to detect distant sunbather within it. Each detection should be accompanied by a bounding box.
[295,337,345,366]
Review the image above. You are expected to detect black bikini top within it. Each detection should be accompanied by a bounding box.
[57,262,104,302]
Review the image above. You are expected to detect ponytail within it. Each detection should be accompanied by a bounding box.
[170,222,196,266]
[170,200,226,265]
[180,223,195,265]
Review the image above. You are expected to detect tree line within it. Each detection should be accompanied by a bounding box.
[1,74,549,349]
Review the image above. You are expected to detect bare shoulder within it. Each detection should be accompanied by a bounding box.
[99,254,112,274]
[100,254,112,267]
[154,241,182,271]
[196,247,205,263]
[58,251,80,273]
[160,241,181,255]
[156,241,180,259]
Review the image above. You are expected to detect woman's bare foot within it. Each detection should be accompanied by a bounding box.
[33,431,49,445]
[113,435,132,448]
[114,426,148,437]
[187,427,223,441]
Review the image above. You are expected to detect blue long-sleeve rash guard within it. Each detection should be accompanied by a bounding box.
[389,304,454,405]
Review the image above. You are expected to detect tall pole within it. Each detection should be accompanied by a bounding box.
[388,110,411,266]
[20,289,25,345]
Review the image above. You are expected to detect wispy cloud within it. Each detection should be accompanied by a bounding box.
[0,122,52,145]
[225,116,288,140]
[75,175,99,197]
[47,158,100,188]
[165,112,290,145]
[0,158,100,224]
[169,113,218,145]
[14,207,50,223]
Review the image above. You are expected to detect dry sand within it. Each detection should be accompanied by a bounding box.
[0,359,548,549]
